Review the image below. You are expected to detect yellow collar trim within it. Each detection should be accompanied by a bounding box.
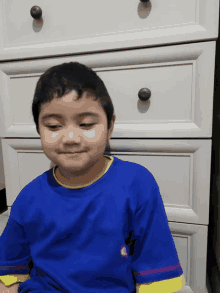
[52,155,114,189]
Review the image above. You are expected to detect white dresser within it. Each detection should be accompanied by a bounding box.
[0,1,219,292]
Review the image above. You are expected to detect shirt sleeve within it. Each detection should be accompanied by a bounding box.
[0,274,30,286]
[0,214,32,285]
[131,172,184,288]
[136,274,185,293]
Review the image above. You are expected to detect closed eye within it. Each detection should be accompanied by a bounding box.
[80,124,95,128]
[46,124,95,130]
[46,125,61,130]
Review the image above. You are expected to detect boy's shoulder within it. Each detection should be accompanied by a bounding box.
[113,156,159,205]
[9,168,51,224]
[13,168,51,205]
[114,155,152,172]
[113,156,156,185]
[22,168,50,191]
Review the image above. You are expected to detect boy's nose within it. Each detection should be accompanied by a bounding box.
[67,132,74,139]
[62,129,81,142]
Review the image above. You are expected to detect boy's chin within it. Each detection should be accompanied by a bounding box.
[56,160,94,172]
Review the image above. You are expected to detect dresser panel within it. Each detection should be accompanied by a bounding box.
[169,222,209,293]
[0,0,218,60]
[1,138,211,225]
[0,42,215,138]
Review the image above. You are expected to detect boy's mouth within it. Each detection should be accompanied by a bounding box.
[59,151,84,154]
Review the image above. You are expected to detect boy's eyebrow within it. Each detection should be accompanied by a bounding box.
[41,112,100,120]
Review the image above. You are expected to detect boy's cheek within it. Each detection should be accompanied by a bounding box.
[83,130,95,138]
[41,127,104,142]
[41,129,60,142]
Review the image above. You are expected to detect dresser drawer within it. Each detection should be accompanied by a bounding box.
[1,138,211,225]
[0,0,218,60]
[0,41,216,138]
[110,140,212,226]
[169,221,208,293]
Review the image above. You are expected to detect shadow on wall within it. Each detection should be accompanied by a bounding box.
[207,12,220,293]
[0,188,7,214]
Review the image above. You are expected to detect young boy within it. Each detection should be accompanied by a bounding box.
[0,62,185,292]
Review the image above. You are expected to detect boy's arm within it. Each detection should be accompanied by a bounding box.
[0,281,19,293]
[0,274,29,293]
[0,275,30,286]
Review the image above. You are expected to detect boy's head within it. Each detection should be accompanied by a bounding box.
[32,62,115,173]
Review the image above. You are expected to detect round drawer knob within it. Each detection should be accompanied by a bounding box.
[138,88,151,101]
[30,6,42,20]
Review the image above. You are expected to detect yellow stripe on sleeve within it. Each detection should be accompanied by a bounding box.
[136,274,185,293]
[0,274,30,286]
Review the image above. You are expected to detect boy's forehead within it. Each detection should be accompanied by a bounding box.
[40,112,100,121]
[41,96,98,109]
[39,91,102,118]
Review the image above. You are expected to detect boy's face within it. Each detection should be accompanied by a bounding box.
[38,90,115,175]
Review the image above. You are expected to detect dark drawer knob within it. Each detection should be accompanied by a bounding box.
[140,0,150,2]
[30,6,42,20]
[138,88,151,101]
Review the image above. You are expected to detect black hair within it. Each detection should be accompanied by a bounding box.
[32,62,115,154]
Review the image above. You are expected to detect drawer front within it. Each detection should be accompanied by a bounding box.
[0,0,218,60]
[0,42,216,138]
[169,222,209,293]
[111,139,212,225]
[1,138,211,225]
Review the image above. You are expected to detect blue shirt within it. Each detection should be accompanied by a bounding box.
[0,156,183,293]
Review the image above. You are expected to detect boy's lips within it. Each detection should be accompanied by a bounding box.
[60,151,83,154]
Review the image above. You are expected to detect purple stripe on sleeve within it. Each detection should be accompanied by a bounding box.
[134,263,181,276]
[0,265,27,270]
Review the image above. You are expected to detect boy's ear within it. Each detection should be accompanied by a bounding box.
[108,114,116,139]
